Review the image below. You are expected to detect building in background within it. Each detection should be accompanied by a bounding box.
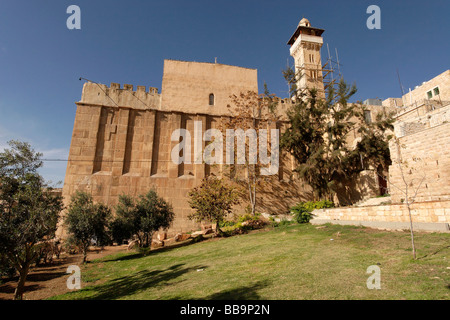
[61,18,450,236]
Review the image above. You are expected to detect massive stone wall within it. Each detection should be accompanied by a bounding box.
[161,60,259,115]
[312,200,450,232]
[61,59,404,237]
[61,66,312,237]
[388,103,450,204]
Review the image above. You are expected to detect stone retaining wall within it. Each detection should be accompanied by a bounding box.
[311,200,450,232]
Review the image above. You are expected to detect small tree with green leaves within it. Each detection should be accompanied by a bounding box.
[0,140,64,300]
[188,177,241,235]
[64,191,111,263]
[111,190,175,248]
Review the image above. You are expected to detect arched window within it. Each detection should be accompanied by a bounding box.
[209,93,215,106]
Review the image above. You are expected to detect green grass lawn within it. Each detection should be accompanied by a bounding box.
[51,224,449,300]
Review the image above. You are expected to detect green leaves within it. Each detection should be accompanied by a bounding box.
[0,140,64,298]
[0,140,43,179]
[65,191,111,258]
[0,141,63,251]
[188,177,241,228]
[111,190,175,247]
[281,68,394,202]
[290,200,334,224]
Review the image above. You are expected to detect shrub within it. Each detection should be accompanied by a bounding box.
[65,191,112,262]
[236,213,261,224]
[111,190,175,248]
[220,215,267,236]
[290,200,334,224]
[188,177,241,235]
[278,219,295,227]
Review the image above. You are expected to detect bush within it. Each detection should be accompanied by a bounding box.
[65,191,112,262]
[220,214,267,236]
[278,219,295,227]
[236,213,261,224]
[111,190,175,248]
[188,177,241,235]
[290,200,334,224]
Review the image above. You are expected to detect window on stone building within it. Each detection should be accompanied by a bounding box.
[209,93,215,106]
[433,87,440,96]
[427,91,433,99]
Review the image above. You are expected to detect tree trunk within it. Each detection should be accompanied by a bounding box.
[83,243,89,263]
[252,176,257,215]
[14,266,29,300]
[396,139,417,260]
[214,220,223,237]
[145,233,150,248]
[406,201,417,260]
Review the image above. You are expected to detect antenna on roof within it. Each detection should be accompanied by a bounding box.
[335,48,342,79]
[396,68,405,97]
[327,44,334,84]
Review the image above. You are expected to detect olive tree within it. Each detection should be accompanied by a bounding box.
[64,191,111,263]
[111,190,175,248]
[0,140,64,300]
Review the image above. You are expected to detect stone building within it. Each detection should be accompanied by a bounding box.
[388,70,450,204]
[61,59,310,236]
[311,71,450,231]
[62,18,434,236]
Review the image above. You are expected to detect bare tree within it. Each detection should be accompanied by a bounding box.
[388,137,427,260]
[222,88,279,215]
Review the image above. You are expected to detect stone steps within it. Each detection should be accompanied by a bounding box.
[356,196,391,207]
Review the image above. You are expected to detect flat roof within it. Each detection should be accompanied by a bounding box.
[164,59,257,71]
[287,26,325,46]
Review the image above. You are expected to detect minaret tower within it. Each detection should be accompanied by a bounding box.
[287,18,325,98]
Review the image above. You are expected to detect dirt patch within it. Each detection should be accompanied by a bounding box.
[0,245,128,300]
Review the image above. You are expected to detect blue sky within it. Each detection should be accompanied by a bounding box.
[0,0,449,184]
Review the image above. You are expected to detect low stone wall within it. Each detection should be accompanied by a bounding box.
[311,200,450,232]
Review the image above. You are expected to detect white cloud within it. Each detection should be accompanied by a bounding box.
[40,148,69,160]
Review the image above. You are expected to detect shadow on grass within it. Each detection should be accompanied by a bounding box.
[27,271,68,282]
[417,245,450,260]
[98,238,211,263]
[97,252,143,263]
[202,280,270,300]
[0,283,41,298]
[72,263,207,300]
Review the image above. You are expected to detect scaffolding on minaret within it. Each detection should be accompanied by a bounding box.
[321,43,343,100]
